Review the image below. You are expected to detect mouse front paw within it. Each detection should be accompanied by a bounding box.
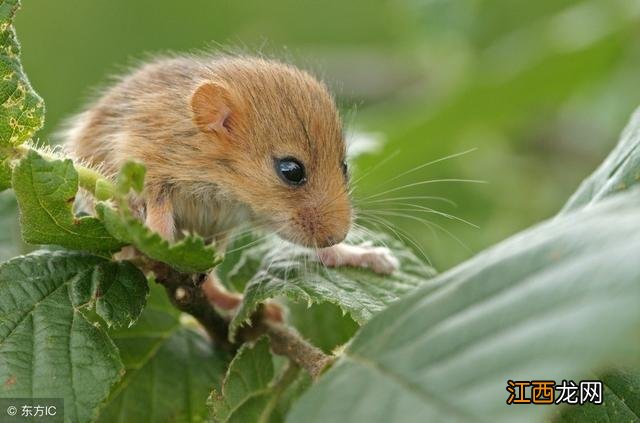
[361,246,400,274]
[318,243,399,275]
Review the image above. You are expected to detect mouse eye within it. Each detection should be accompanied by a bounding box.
[341,161,348,178]
[275,157,307,186]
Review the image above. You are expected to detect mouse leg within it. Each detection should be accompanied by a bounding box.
[202,272,243,311]
[202,272,283,322]
[145,202,244,312]
[317,242,399,275]
[144,200,282,321]
[201,248,283,321]
[145,199,176,241]
[200,235,244,312]
[114,197,176,261]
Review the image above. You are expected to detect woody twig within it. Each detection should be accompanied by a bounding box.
[136,255,333,376]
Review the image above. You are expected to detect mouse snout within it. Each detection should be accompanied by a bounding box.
[292,200,352,248]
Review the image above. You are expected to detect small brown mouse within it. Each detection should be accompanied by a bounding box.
[63,54,398,310]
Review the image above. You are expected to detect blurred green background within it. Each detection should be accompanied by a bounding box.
[3,0,640,270]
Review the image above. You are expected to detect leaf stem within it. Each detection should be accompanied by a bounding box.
[261,320,334,379]
[76,165,115,199]
[135,254,333,376]
[140,258,233,350]
[14,144,116,198]
[259,362,301,421]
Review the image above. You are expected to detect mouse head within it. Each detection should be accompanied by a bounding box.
[190,58,351,248]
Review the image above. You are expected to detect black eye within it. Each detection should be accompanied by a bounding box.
[341,161,348,178]
[275,157,307,186]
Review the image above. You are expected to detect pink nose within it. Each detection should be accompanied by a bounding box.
[295,203,351,248]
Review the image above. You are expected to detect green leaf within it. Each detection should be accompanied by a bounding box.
[95,161,221,273]
[209,337,309,423]
[98,283,229,423]
[0,158,10,191]
[116,160,146,195]
[558,368,640,422]
[12,150,123,251]
[0,250,147,422]
[287,189,640,423]
[70,258,149,329]
[210,337,274,422]
[229,231,435,340]
[0,190,24,261]
[269,370,311,423]
[0,0,44,148]
[217,232,262,293]
[97,203,221,273]
[562,106,640,213]
[286,301,358,354]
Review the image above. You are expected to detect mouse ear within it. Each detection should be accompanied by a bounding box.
[191,82,234,135]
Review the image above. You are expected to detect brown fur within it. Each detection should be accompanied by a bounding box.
[63,55,352,248]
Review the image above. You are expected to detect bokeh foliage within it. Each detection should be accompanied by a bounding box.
[11,0,640,269]
[1,3,639,422]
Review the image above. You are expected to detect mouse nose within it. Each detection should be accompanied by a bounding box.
[293,204,351,248]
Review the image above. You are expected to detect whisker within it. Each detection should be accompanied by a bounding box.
[316,206,354,219]
[356,195,458,208]
[358,210,438,242]
[364,210,472,254]
[349,149,401,188]
[383,148,478,187]
[361,178,488,202]
[215,218,275,241]
[223,223,287,255]
[358,213,432,266]
[319,182,351,216]
[262,237,286,279]
[351,222,393,252]
[366,204,479,229]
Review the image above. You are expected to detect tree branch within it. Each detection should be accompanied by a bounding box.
[132,254,334,376]
[140,258,233,349]
[260,320,334,379]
